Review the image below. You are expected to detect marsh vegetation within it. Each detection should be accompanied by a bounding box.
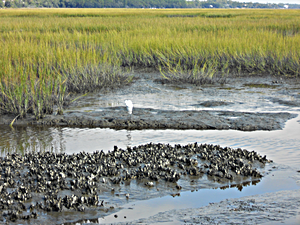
[0,8,299,117]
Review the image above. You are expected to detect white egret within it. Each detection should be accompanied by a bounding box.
[125,100,133,115]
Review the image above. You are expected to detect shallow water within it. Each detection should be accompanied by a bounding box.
[1,114,299,168]
[100,168,300,224]
[67,73,300,113]
[0,73,299,224]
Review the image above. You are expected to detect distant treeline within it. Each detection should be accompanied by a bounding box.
[1,0,300,9]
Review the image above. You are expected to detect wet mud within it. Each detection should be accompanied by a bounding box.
[129,189,300,225]
[0,143,272,223]
[0,109,296,131]
[1,73,299,132]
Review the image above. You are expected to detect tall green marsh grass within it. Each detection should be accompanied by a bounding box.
[0,8,299,117]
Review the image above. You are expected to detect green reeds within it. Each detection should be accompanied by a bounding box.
[0,8,299,116]
[65,64,132,94]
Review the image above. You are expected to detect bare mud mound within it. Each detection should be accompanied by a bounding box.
[0,109,296,131]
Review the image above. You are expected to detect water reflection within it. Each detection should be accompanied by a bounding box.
[99,168,299,224]
[222,180,260,192]
[0,114,299,168]
[126,130,132,147]
[0,125,65,156]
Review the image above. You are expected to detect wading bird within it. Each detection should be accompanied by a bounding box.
[125,100,133,115]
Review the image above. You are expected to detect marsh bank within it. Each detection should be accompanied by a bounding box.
[1,73,299,131]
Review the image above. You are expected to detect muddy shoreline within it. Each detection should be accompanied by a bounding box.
[1,73,299,131]
[0,110,296,131]
[93,166,300,224]
[123,188,300,225]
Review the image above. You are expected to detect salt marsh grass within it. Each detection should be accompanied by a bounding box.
[0,8,299,116]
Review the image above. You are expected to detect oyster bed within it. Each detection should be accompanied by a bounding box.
[0,142,271,223]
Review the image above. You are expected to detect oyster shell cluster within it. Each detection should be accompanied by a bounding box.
[0,142,271,222]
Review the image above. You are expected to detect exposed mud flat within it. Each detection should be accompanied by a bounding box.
[0,109,295,131]
[124,189,300,225]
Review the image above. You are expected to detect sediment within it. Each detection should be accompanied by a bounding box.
[130,189,300,225]
[0,108,296,131]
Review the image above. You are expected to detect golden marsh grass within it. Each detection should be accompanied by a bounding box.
[0,8,299,117]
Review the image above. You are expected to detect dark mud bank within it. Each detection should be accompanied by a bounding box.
[1,108,296,131]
